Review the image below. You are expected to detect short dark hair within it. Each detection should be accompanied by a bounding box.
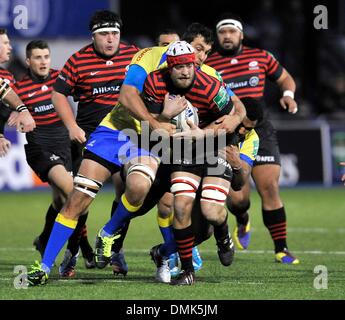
[182,23,213,46]
[89,10,122,32]
[26,40,50,58]
[156,28,180,42]
[240,97,263,122]
[0,28,7,35]
[215,12,244,28]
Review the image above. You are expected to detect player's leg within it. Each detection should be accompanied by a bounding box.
[33,188,62,258]
[200,176,234,266]
[27,158,111,286]
[156,191,203,275]
[170,170,201,285]
[109,171,129,276]
[47,165,82,278]
[227,180,252,250]
[24,143,71,258]
[149,192,175,283]
[95,155,160,268]
[68,141,94,269]
[252,163,299,264]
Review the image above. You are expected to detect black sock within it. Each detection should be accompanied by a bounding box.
[79,222,94,258]
[262,207,287,253]
[173,225,195,272]
[67,213,89,256]
[39,204,59,246]
[213,215,229,243]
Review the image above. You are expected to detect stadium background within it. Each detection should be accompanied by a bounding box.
[0,0,344,302]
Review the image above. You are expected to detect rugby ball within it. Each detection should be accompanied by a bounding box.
[171,99,199,131]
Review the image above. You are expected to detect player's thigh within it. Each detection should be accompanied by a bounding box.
[77,158,112,183]
[48,164,74,199]
[252,164,280,191]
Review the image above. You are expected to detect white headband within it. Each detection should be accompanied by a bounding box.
[92,22,120,34]
[93,27,120,33]
[216,19,243,32]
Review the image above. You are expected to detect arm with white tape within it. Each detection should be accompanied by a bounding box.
[276,69,298,114]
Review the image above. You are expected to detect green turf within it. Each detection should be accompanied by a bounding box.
[0,188,344,300]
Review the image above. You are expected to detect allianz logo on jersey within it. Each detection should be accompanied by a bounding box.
[93,85,120,95]
[228,76,259,89]
[34,103,54,113]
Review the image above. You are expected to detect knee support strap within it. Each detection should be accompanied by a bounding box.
[127,163,156,185]
[74,174,103,198]
[171,176,199,199]
[201,184,229,205]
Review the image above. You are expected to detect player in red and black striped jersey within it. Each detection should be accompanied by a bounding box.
[0,28,36,155]
[13,40,82,276]
[50,10,139,273]
[206,13,299,264]
[141,41,240,285]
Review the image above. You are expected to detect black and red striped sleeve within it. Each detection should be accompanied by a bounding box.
[53,55,78,96]
[265,50,283,81]
[142,71,165,114]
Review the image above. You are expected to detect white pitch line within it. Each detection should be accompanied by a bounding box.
[0,248,344,255]
[251,227,345,234]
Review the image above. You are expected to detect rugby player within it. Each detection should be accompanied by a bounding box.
[142,41,239,285]
[150,97,261,284]
[14,40,77,278]
[206,13,299,264]
[34,10,139,275]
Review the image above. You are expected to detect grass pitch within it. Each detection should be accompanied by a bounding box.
[0,187,344,300]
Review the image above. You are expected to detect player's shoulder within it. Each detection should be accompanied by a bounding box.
[243,46,275,59]
[146,67,166,83]
[49,68,60,80]
[133,46,167,64]
[196,68,221,86]
[119,41,140,52]
[71,43,94,60]
[200,64,222,81]
[0,67,14,81]
[118,42,140,58]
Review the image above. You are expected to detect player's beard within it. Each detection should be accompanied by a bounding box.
[172,76,194,89]
[218,41,242,56]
